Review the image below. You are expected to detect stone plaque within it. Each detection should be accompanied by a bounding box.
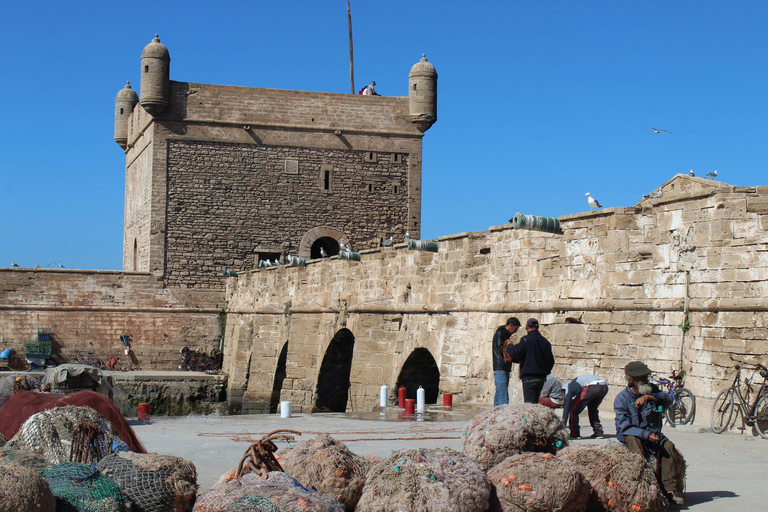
[285,159,299,174]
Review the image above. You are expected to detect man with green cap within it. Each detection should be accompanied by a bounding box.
[614,361,685,506]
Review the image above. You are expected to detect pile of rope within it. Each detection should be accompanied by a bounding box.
[558,443,668,512]
[356,447,491,512]
[216,429,301,485]
[462,404,569,471]
[42,461,126,512]
[486,452,589,512]
[278,434,373,511]
[194,471,345,512]
[6,405,129,464]
[96,452,198,512]
[0,460,55,511]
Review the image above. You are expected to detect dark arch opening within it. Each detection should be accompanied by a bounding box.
[269,342,289,413]
[313,328,355,412]
[395,348,440,403]
[132,239,138,271]
[311,237,340,259]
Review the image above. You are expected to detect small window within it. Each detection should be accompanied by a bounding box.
[365,152,377,163]
[393,185,399,194]
[393,154,402,163]
[324,170,331,190]
[144,65,149,73]
[413,83,418,90]
[367,184,373,192]
[413,222,417,227]
[120,108,124,115]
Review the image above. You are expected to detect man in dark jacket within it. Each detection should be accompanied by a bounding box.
[505,318,555,403]
[614,361,685,506]
[492,317,520,406]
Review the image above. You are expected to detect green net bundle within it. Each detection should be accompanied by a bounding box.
[0,446,53,474]
[486,452,589,512]
[6,405,129,464]
[0,460,55,512]
[356,447,491,512]
[461,404,569,471]
[277,434,373,511]
[558,444,668,512]
[96,452,198,512]
[194,471,344,512]
[42,461,126,512]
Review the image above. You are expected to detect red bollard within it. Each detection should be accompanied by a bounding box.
[443,393,453,408]
[138,403,150,421]
[398,386,406,408]
[404,398,415,415]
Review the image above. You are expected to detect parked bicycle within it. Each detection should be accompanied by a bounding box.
[710,356,768,438]
[68,350,104,368]
[651,370,696,426]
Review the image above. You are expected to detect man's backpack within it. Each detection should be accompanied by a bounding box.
[358,87,366,95]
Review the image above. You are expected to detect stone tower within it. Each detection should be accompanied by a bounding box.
[117,37,437,290]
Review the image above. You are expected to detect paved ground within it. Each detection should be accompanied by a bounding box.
[131,404,767,510]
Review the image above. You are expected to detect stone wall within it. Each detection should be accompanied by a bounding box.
[223,175,768,421]
[0,269,224,370]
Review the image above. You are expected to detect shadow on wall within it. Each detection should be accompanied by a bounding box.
[313,328,355,412]
[269,342,289,414]
[395,348,440,403]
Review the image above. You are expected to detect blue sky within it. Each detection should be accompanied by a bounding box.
[2,1,766,270]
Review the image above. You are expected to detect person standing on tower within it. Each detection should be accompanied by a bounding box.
[491,317,521,406]
[505,318,555,404]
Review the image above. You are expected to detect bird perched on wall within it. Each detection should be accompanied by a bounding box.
[404,232,410,242]
[382,236,394,246]
[707,170,718,178]
[644,127,672,134]
[320,247,328,258]
[271,259,281,266]
[340,242,351,252]
[643,188,664,200]
[689,169,695,177]
[11,262,19,267]
[584,192,603,210]
[58,263,65,268]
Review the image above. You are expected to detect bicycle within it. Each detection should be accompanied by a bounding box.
[67,350,104,369]
[652,370,696,426]
[710,356,768,438]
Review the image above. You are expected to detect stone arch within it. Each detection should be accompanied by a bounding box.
[395,348,440,403]
[313,328,355,412]
[298,226,350,259]
[268,342,289,413]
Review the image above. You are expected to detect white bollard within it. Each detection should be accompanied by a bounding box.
[416,386,425,412]
[280,401,292,418]
[380,384,388,407]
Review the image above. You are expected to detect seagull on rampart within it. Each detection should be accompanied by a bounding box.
[11,262,19,267]
[320,247,328,258]
[644,127,672,134]
[404,232,411,242]
[689,169,695,177]
[340,242,351,252]
[643,188,664,200]
[584,192,603,210]
[707,170,718,178]
[382,236,394,246]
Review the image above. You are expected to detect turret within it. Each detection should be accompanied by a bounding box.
[408,54,437,132]
[114,81,139,149]
[139,34,170,116]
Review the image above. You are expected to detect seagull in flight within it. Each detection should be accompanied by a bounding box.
[584,192,603,210]
[644,127,672,134]
[643,188,664,200]
[689,169,695,177]
[707,170,718,178]
[382,236,394,246]
[320,247,328,258]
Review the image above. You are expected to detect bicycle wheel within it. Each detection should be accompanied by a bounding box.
[753,393,768,439]
[666,388,696,426]
[711,389,734,434]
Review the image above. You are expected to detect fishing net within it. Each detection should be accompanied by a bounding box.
[194,471,344,512]
[486,452,589,512]
[6,405,130,465]
[0,446,52,474]
[96,452,198,512]
[42,461,126,512]
[0,375,40,407]
[558,443,668,512]
[462,404,569,471]
[0,460,55,512]
[356,447,491,512]
[277,434,373,511]
[0,432,5,447]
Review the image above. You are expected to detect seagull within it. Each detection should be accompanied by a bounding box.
[320,247,328,258]
[689,169,695,177]
[643,188,664,200]
[11,262,19,267]
[272,259,281,266]
[644,127,672,134]
[404,232,411,241]
[382,236,394,246]
[707,170,718,178]
[58,263,65,268]
[584,192,603,210]
[340,242,351,252]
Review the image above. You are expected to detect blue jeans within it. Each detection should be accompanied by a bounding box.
[494,370,510,406]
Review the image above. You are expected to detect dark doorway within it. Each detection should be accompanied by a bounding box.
[314,329,355,412]
[311,237,340,259]
[269,342,289,413]
[395,348,440,403]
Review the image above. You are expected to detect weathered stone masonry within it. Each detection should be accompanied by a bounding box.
[223,175,768,420]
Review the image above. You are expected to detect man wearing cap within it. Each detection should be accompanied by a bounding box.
[615,361,685,506]
[491,317,521,406]
[562,374,609,438]
[505,318,555,404]
[361,81,379,95]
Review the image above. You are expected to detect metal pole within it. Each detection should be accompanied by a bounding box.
[348,1,355,94]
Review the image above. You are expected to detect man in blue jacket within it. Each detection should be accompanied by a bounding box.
[505,318,555,403]
[614,361,685,506]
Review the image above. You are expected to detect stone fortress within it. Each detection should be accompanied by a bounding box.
[2,35,767,421]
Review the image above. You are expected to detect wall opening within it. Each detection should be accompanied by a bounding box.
[311,236,340,259]
[269,342,289,413]
[395,348,440,403]
[132,239,138,271]
[313,328,355,412]
[144,65,149,73]
[324,170,331,190]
